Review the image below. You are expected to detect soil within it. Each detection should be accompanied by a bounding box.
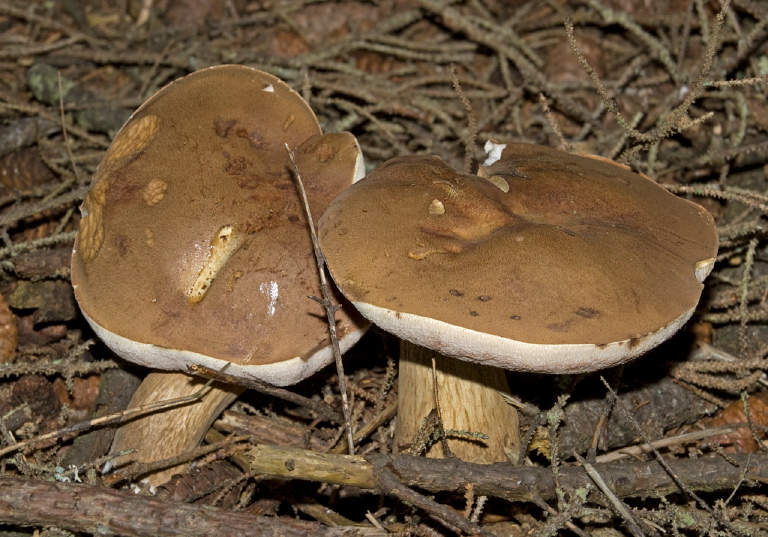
[0,0,767,535]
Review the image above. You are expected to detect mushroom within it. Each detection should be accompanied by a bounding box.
[71,65,368,486]
[318,142,718,464]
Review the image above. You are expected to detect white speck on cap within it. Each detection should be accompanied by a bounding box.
[482,139,507,166]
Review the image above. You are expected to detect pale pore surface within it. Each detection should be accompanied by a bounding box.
[354,300,692,374]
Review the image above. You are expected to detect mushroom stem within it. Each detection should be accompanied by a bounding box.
[395,342,520,464]
[109,371,243,487]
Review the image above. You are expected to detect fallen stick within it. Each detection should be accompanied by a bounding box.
[242,443,768,502]
[0,475,385,537]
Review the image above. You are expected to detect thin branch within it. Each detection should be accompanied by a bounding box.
[574,453,654,537]
[286,145,355,455]
[0,377,217,458]
[188,363,344,424]
[601,377,750,537]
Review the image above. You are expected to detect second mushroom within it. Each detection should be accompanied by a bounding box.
[318,142,718,464]
[71,65,368,486]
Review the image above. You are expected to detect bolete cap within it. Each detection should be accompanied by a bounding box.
[72,65,367,386]
[318,143,718,374]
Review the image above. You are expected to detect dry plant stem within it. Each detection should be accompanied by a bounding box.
[450,66,477,174]
[574,453,650,537]
[107,434,250,487]
[109,371,243,487]
[0,184,88,227]
[62,367,142,468]
[242,443,490,535]
[57,72,81,183]
[395,341,520,464]
[330,402,398,454]
[293,502,359,529]
[189,363,343,423]
[286,145,355,455]
[595,425,737,463]
[376,467,494,537]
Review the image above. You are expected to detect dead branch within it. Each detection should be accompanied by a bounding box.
[554,375,719,456]
[241,442,768,503]
[7,446,763,536]
[189,364,343,424]
[0,476,386,537]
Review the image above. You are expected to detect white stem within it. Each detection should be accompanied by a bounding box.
[109,371,243,487]
[395,341,520,464]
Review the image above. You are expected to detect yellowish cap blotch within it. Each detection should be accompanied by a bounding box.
[143,179,168,206]
[77,180,110,262]
[487,175,510,193]
[283,113,296,132]
[104,115,160,165]
[429,199,446,215]
[187,225,243,305]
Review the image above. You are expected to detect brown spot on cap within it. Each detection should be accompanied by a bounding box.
[236,128,264,149]
[214,117,237,138]
[627,335,645,350]
[574,307,599,319]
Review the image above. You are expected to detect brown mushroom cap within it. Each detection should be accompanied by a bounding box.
[72,65,367,386]
[318,143,718,373]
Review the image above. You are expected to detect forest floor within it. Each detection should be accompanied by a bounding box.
[0,0,767,536]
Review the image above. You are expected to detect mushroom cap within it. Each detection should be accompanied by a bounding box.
[318,143,718,374]
[71,65,368,386]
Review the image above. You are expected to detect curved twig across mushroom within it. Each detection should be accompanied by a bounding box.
[71,65,367,486]
[318,143,718,464]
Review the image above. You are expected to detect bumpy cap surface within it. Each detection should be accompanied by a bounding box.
[72,65,367,386]
[318,143,718,373]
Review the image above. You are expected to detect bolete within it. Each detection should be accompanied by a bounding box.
[318,142,718,464]
[71,65,368,486]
